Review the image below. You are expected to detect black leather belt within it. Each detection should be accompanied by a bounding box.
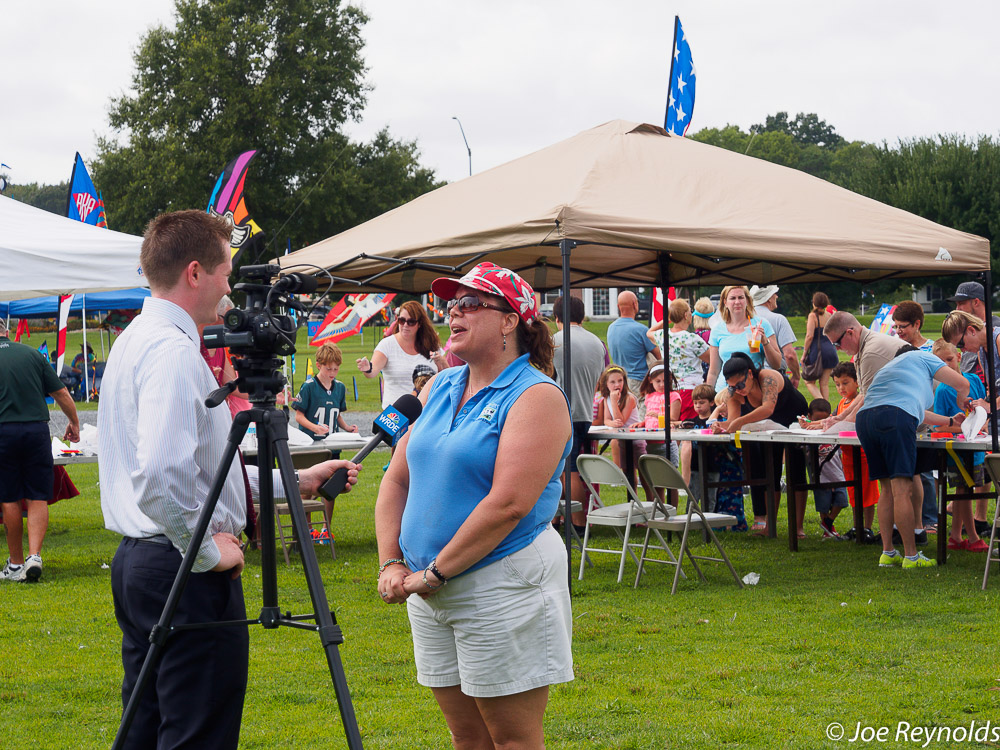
[131,534,172,547]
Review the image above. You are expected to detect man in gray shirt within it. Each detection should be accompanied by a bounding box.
[750,285,800,387]
[552,295,607,529]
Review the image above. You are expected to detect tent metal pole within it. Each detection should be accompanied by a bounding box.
[658,255,671,450]
[984,270,998,453]
[82,296,90,403]
[560,238,575,593]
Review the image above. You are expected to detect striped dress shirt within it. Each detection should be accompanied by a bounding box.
[98,297,246,572]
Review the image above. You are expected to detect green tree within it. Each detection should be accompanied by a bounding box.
[751,111,845,150]
[5,182,70,215]
[95,0,440,255]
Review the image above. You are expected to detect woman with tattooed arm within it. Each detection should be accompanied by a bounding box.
[713,353,809,537]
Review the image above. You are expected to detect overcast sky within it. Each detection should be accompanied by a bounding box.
[5,0,999,187]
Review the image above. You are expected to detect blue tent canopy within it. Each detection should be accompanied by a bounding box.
[0,287,150,318]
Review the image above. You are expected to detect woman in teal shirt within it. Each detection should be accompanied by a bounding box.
[375,262,572,748]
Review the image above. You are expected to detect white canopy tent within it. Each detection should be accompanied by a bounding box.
[0,195,146,301]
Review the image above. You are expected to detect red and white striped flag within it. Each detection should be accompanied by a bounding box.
[56,294,73,374]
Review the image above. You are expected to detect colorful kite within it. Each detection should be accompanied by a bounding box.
[67,153,107,227]
[310,293,397,346]
[207,150,262,267]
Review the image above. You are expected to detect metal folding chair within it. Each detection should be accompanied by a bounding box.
[981,454,1000,589]
[576,454,676,583]
[635,454,744,593]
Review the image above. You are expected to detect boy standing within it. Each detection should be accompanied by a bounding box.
[832,362,879,541]
[293,343,358,458]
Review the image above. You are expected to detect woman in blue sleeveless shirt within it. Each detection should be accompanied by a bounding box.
[375,262,573,748]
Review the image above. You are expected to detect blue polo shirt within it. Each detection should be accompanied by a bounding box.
[399,354,571,578]
[858,350,945,421]
[608,316,655,382]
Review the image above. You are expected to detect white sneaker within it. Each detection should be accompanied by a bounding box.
[2,558,26,582]
[23,554,42,582]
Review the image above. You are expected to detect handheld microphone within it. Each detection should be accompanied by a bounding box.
[317,394,423,501]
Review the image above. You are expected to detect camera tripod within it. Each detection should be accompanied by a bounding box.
[112,359,363,749]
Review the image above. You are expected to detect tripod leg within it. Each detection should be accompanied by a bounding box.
[262,410,364,749]
[112,411,251,750]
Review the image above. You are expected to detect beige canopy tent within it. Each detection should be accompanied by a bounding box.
[279,119,996,573]
[279,119,990,291]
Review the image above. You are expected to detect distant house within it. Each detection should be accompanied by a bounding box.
[539,288,654,321]
[913,284,947,313]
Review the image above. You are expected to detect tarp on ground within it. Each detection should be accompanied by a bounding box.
[0,195,146,301]
[0,287,150,318]
[278,120,990,291]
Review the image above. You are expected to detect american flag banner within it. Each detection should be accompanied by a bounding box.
[664,16,697,137]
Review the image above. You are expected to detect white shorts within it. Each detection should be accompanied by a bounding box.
[406,526,574,698]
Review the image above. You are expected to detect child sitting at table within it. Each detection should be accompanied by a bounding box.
[640,361,681,459]
[806,398,849,540]
[931,339,989,552]
[682,384,719,512]
[831,361,879,542]
[596,364,653,498]
[703,389,747,531]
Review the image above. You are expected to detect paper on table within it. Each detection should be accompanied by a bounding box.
[963,405,988,440]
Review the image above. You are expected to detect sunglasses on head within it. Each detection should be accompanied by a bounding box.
[446,295,507,314]
[727,372,750,395]
[397,316,419,327]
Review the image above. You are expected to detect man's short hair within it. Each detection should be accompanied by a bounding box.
[315,343,343,367]
[553,295,585,324]
[140,210,231,291]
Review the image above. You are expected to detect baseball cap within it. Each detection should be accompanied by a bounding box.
[431,262,539,323]
[947,281,985,303]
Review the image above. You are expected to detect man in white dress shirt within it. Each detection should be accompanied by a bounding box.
[98,210,358,749]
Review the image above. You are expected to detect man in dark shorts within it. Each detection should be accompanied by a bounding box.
[552,295,606,531]
[0,319,80,582]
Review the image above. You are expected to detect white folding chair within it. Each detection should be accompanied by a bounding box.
[635,454,744,594]
[255,449,336,565]
[576,454,677,583]
[981,454,1000,589]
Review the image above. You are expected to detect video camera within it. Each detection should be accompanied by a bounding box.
[202,263,321,406]
[202,263,317,357]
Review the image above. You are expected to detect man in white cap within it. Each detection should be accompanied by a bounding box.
[749,285,800,387]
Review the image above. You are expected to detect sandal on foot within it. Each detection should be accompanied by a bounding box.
[751,522,767,537]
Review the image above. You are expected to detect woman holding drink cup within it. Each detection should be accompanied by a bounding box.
[706,285,783,393]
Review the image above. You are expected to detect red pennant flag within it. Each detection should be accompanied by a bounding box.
[14,319,30,342]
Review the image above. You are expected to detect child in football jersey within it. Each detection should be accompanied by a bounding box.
[293,343,359,458]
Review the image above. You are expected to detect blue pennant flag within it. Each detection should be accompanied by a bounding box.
[67,153,108,227]
[664,16,697,137]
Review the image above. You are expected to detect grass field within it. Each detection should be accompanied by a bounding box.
[2,462,1000,749]
[16,310,994,749]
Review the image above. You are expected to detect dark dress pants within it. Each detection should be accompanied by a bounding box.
[111,537,249,750]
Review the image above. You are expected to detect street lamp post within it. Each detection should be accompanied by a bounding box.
[451,116,472,176]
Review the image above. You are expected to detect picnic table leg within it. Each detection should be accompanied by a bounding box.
[851,446,865,547]
[760,443,779,542]
[938,450,948,565]
[779,445,796,551]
